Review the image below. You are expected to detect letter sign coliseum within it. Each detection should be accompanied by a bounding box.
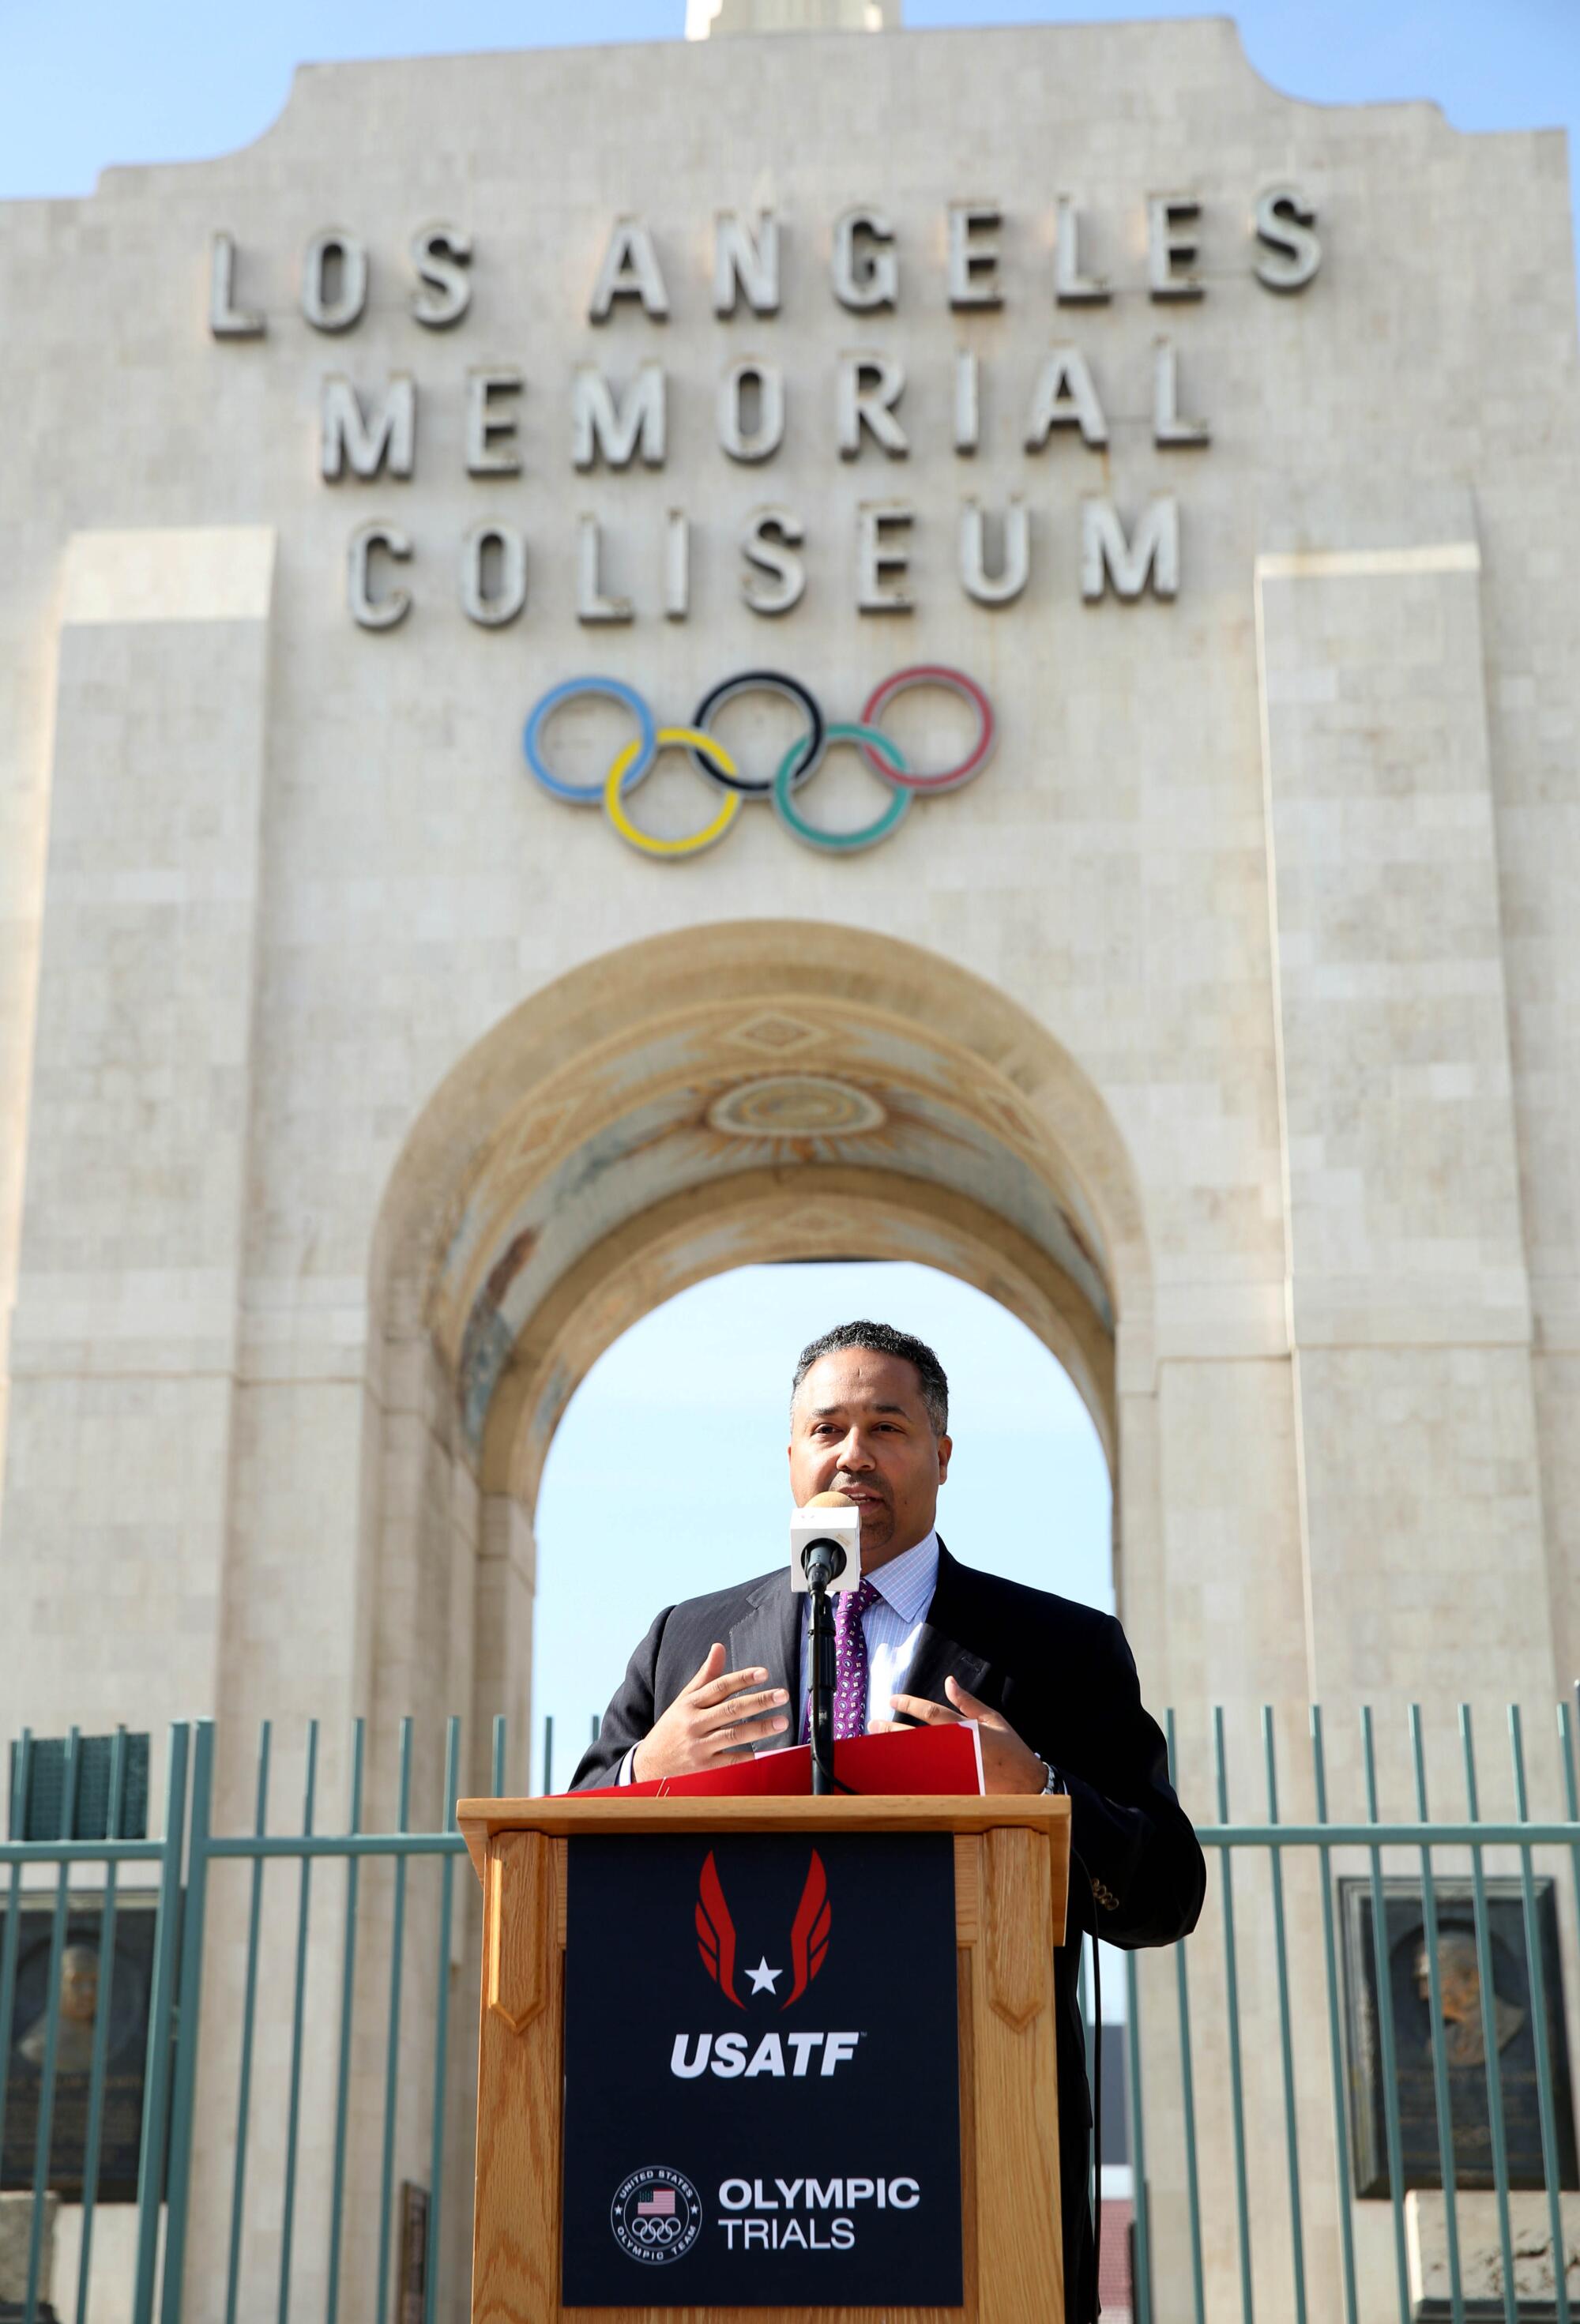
[522,666,996,858]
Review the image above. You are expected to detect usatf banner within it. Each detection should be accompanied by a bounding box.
[561,1829,963,2306]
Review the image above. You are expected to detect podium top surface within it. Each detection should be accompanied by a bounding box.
[455,1789,1070,1884]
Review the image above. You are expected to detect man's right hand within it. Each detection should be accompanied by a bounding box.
[632,1645,791,1782]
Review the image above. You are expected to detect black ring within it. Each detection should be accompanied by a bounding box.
[689,671,826,796]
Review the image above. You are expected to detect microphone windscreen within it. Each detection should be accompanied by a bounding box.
[804,1490,855,1509]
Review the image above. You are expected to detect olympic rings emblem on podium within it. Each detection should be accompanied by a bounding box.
[522,666,996,859]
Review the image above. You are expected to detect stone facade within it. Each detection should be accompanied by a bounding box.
[0,13,1576,2319]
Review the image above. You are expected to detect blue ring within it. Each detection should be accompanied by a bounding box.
[524,678,656,804]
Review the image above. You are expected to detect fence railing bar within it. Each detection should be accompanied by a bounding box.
[156,1817,1580,1858]
[159,1718,215,2324]
[1560,1691,1580,2303]
[1125,1946,1153,2324]
[4,1724,25,1831]
[491,1713,506,1802]
[186,1812,1580,1860]
[224,1720,272,2324]
[1559,1698,1580,1953]
[202,1833,470,1860]
[1213,1708,1256,2324]
[134,1722,192,2324]
[1460,1705,1518,2324]
[424,1717,461,2324]
[1410,1703,1465,2324]
[277,1720,319,2324]
[0,1728,32,2233]
[25,1725,81,2324]
[1310,1709,1360,2324]
[1510,1705,1573,2324]
[0,1838,167,1865]
[1262,1707,1307,2324]
[374,1718,414,2324]
[544,1714,555,1798]
[1076,1937,1094,2221]
[1362,1705,1413,2324]
[325,1717,366,2324]
[75,1725,130,2324]
[1166,1712,1208,2324]
[1197,1821,1580,1846]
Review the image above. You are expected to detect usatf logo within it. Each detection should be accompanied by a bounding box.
[696,1847,831,2010]
[609,2167,703,2267]
[524,665,995,859]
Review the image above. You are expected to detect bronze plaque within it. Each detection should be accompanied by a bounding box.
[2,1893,160,2201]
[1340,1876,1578,2197]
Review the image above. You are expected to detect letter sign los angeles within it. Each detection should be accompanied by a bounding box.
[559,1831,964,2306]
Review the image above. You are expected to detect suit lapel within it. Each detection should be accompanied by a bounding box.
[717,1544,997,1742]
[897,1540,992,1708]
[726,1572,802,1726]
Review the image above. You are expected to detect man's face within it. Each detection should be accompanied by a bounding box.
[788,1347,951,1570]
[1415,1937,1480,2021]
[60,1952,98,2023]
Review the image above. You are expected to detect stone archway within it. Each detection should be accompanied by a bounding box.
[367,919,1157,1792]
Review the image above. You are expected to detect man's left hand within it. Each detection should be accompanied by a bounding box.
[872,1675,1047,1795]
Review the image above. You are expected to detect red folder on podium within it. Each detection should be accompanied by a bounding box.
[569,1719,984,1799]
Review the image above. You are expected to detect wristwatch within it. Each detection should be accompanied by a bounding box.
[1037,1756,1063,1795]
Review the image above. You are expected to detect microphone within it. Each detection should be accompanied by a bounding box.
[789,1490,863,1593]
[792,1492,862,1799]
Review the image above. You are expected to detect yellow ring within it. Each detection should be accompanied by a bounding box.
[603,726,741,858]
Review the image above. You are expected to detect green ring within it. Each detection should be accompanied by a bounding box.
[771,721,912,853]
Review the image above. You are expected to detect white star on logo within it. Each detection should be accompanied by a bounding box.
[746,1956,781,1995]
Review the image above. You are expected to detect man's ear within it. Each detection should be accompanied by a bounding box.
[935,1431,952,1486]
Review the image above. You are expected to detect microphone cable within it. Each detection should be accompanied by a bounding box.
[1068,1847,1103,2322]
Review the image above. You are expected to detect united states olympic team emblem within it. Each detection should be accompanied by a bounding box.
[609,2165,704,2266]
[523,665,995,859]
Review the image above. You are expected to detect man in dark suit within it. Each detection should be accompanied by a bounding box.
[572,1318,1204,2322]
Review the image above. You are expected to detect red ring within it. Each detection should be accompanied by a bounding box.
[856,664,997,794]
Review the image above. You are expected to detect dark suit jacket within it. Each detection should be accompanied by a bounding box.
[571,1542,1205,2322]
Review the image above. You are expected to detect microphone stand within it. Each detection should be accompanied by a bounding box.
[803,1538,845,1797]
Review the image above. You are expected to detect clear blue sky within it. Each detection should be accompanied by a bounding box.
[4,1,1572,1789]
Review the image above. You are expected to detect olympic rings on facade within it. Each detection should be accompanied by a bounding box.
[603,727,740,858]
[773,723,911,855]
[524,675,654,802]
[523,666,994,859]
[860,664,995,793]
[688,670,826,795]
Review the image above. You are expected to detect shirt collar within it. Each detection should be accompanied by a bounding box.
[867,1529,939,1625]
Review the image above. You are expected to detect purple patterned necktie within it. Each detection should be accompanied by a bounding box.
[830,1578,879,1742]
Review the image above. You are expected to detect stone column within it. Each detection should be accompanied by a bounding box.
[0,527,276,1744]
[472,1492,536,1795]
[1255,523,1555,1792]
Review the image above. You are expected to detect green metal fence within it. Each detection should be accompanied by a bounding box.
[3,1702,1578,2324]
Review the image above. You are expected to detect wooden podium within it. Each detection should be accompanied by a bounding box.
[457,1792,1070,2323]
